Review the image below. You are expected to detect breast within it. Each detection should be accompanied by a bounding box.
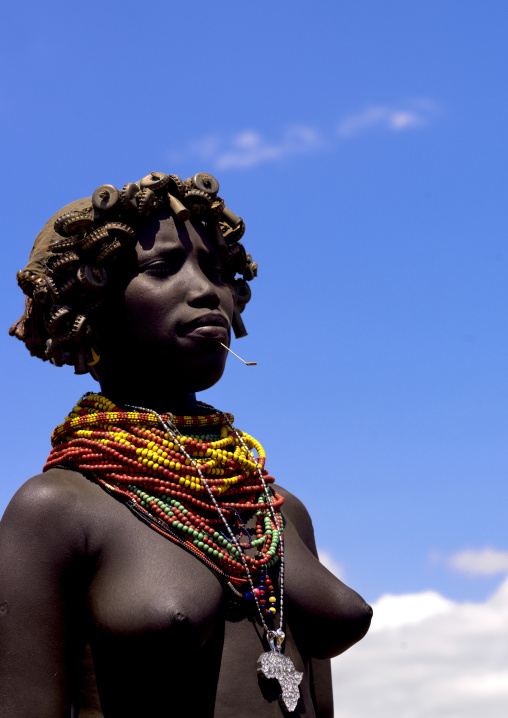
[87,510,225,650]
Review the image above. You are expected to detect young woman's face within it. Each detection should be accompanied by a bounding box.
[97,212,234,395]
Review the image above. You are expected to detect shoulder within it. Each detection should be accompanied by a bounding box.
[4,468,93,519]
[0,469,99,557]
[275,484,312,524]
[274,484,318,555]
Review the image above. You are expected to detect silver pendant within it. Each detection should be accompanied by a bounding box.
[258,630,303,712]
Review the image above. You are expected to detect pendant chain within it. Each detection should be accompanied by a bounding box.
[123,401,285,639]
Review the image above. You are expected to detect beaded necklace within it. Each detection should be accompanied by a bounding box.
[45,393,303,711]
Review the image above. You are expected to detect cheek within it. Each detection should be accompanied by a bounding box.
[122,281,179,339]
[221,285,235,320]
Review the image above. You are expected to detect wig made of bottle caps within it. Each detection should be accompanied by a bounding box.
[10,172,257,375]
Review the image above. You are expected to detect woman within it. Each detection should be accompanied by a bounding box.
[2,172,372,717]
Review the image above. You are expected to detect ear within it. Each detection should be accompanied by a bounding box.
[74,325,101,377]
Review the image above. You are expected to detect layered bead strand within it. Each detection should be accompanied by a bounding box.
[45,393,283,616]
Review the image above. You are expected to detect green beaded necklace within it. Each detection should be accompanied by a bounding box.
[45,393,302,712]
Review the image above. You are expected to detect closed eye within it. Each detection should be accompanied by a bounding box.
[139,254,183,278]
[142,262,173,278]
[205,265,225,282]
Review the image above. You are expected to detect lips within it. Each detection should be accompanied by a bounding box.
[179,312,230,338]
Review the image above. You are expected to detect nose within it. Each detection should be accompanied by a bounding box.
[186,265,221,309]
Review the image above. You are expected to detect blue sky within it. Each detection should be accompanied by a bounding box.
[1,3,508,713]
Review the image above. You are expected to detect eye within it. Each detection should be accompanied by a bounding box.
[200,252,227,284]
[205,265,225,282]
[140,260,176,279]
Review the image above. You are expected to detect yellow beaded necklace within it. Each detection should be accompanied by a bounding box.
[45,392,302,712]
[45,393,283,599]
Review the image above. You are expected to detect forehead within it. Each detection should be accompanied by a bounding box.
[134,212,217,260]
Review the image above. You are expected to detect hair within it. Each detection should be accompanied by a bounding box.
[10,172,257,375]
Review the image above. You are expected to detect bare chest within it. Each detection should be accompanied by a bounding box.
[87,509,225,648]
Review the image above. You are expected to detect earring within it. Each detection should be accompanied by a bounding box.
[87,346,101,367]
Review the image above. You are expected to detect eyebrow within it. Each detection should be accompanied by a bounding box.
[137,242,221,266]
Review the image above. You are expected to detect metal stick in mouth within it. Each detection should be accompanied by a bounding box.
[219,342,257,366]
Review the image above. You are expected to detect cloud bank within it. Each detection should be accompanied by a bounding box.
[166,98,438,171]
[338,97,439,138]
[338,106,423,137]
[216,126,323,170]
[447,548,508,576]
[168,125,324,172]
[332,577,508,717]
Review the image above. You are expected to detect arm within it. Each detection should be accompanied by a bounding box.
[0,471,89,717]
[309,657,334,718]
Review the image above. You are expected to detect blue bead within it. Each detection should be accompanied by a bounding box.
[245,591,254,600]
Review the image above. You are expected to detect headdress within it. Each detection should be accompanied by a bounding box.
[10,172,257,374]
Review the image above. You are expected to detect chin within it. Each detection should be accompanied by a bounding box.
[152,345,228,394]
[188,362,227,393]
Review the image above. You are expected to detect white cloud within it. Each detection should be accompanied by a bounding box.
[167,125,324,171]
[188,135,221,160]
[337,99,437,138]
[409,96,441,113]
[332,577,508,717]
[430,547,508,576]
[372,590,454,631]
[166,98,439,171]
[214,125,324,170]
[449,548,508,576]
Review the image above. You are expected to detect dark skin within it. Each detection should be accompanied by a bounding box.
[0,213,372,717]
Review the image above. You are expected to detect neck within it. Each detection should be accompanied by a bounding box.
[97,380,203,416]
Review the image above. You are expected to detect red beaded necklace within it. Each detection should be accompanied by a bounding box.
[45,393,284,612]
[45,393,303,712]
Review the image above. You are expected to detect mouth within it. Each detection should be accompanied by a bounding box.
[179,313,230,339]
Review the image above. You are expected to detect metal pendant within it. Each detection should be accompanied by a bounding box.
[258,630,303,712]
